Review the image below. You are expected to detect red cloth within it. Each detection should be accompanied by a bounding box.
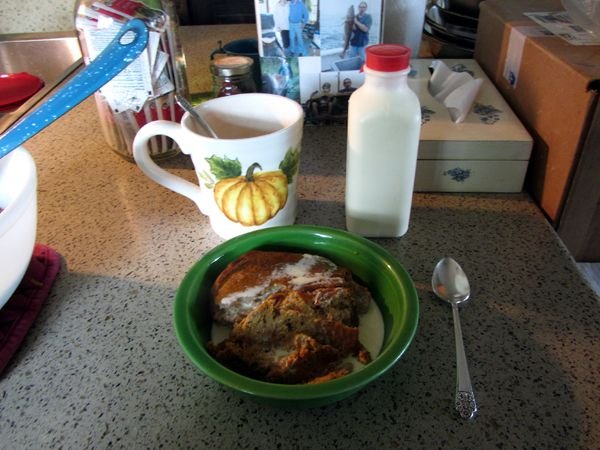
[0,244,61,374]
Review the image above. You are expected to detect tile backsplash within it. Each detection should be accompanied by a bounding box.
[0,0,75,34]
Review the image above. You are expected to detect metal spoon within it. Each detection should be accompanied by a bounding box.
[175,93,219,139]
[0,19,149,159]
[432,257,478,420]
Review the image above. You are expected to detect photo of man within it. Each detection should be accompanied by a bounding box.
[289,0,309,56]
[339,77,357,94]
[342,1,372,64]
[319,1,382,72]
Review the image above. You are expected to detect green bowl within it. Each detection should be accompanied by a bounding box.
[174,225,419,408]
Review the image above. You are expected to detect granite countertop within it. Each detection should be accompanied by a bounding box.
[1,27,600,450]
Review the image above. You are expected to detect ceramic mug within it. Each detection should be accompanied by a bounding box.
[133,93,304,239]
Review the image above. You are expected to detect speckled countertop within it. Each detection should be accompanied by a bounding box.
[1,27,600,450]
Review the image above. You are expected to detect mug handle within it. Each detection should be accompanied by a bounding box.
[210,40,225,60]
[133,120,204,212]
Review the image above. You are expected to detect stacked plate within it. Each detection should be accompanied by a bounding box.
[423,0,482,58]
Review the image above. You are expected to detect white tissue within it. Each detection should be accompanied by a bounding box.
[428,60,483,123]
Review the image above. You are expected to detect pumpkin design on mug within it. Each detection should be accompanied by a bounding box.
[205,148,300,226]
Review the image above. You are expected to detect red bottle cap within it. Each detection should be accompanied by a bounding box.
[364,44,411,72]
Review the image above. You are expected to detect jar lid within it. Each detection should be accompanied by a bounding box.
[211,56,254,76]
[365,44,410,72]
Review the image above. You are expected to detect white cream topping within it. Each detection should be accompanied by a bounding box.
[273,254,338,287]
[218,281,275,322]
[217,254,345,320]
[219,282,271,307]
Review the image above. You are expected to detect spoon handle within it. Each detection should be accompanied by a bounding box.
[452,302,477,420]
[175,94,219,139]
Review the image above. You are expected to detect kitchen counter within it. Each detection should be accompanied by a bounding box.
[1,29,600,450]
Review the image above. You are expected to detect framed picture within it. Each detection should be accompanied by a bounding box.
[254,0,383,124]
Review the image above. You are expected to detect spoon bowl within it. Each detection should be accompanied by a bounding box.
[432,256,478,420]
[432,256,471,305]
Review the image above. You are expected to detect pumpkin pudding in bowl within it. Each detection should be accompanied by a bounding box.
[208,250,383,384]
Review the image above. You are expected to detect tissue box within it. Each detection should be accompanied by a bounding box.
[409,59,533,192]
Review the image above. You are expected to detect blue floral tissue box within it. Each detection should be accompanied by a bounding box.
[409,59,532,193]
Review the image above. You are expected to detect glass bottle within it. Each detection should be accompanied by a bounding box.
[345,44,421,237]
[74,0,188,161]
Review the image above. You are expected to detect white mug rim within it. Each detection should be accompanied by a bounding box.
[181,93,304,142]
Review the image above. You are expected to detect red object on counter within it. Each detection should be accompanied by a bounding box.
[0,72,44,112]
[0,244,61,374]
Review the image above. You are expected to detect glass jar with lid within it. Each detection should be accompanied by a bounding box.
[74,0,188,161]
[210,56,257,97]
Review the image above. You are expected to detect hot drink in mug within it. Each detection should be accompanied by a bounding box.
[133,93,304,239]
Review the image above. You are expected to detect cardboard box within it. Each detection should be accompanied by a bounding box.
[474,0,600,222]
[410,59,533,192]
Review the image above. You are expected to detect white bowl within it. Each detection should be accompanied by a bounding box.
[0,147,37,308]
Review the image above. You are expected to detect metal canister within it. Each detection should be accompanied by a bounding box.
[210,56,257,97]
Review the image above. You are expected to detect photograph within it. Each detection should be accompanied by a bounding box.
[254,0,380,121]
[255,0,320,102]
[260,55,300,101]
[320,0,382,72]
[302,70,364,125]
[255,0,320,58]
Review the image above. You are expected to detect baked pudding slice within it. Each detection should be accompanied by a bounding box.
[207,251,375,384]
